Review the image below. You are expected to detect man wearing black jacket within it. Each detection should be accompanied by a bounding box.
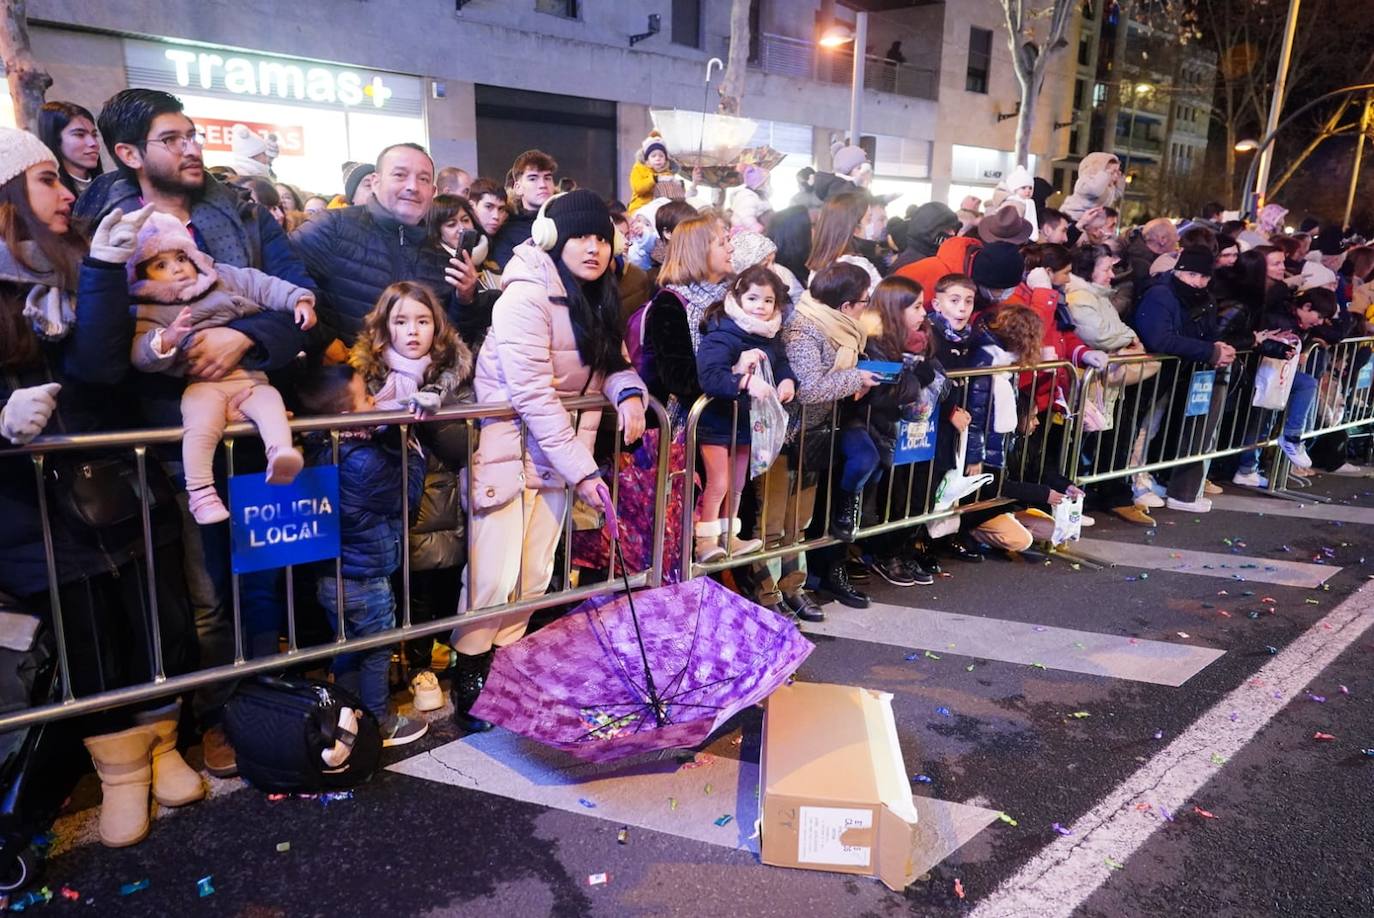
[489,149,557,270]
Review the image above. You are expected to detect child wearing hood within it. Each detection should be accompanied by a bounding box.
[991,165,1038,241]
[628,132,687,214]
[128,211,316,524]
[1060,152,1125,227]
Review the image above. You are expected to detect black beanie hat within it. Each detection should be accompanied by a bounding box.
[971,242,1026,290]
[1314,226,1345,256]
[1174,245,1214,277]
[547,189,615,250]
[342,161,375,202]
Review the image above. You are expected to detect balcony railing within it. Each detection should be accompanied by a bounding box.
[742,32,938,102]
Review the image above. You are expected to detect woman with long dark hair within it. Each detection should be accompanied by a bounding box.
[37,101,103,200]
[450,190,647,731]
[805,191,881,292]
[0,127,201,848]
[767,204,812,286]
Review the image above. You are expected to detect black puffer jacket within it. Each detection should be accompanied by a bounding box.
[844,337,940,463]
[489,208,537,271]
[290,198,458,346]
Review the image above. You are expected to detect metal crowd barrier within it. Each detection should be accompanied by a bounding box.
[0,395,671,731]
[677,360,1080,581]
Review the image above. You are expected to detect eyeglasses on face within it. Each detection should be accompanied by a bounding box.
[145,130,206,153]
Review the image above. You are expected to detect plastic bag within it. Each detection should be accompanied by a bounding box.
[1252,353,1299,410]
[749,355,788,479]
[1051,494,1084,545]
[933,427,994,512]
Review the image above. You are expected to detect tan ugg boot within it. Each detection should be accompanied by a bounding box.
[694,520,725,564]
[133,701,206,807]
[83,725,158,847]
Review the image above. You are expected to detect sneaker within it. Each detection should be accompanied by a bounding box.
[1079,514,1096,527]
[381,713,428,748]
[410,671,444,712]
[1279,438,1312,469]
[1112,505,1156,526]
[1130,480,1165,508]
[1203,480,1223,495]
[901,559,935,586]
[869,556,917,587]
[1232,469,1269,488]
[187,486,229,525]
[1165,496,1213,513]
[1331,462,1368,477]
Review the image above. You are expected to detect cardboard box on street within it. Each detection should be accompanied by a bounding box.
[759,681,921,891]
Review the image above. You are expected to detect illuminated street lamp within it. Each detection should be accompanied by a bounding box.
[1234,139,1259,153]
[817,13,869,157]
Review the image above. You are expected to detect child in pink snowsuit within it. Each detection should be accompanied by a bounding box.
[127,211,316,524]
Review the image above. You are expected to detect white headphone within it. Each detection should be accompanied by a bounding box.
[531,192,627,256]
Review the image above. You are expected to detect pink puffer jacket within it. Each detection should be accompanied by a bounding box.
[470,241,644,511]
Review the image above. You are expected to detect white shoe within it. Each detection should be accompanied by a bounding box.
[1331,462,1367,477]
[1232,470,1269,488]
[1079,514,1096,527]
[410,671,444,713]
[1279,438,1312,469]
[1166,496,1213,513]
[1132,487,1165,508]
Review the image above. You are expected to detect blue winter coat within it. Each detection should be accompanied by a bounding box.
[304,431,424,580]
[290,198,460,346]
[1134,276,1220,366]
[695,314,795,447]
[965,324,1012,468]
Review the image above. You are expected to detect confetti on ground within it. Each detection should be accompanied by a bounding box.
[1266,645,1278,655]
[1229,712,1238,722]
[935,706,952,717]
[1033,626,1048,632]
[1218,610,1231,617]
[1176,632,1190,639]
[1361,749,1374,757]
[997,812,1019,826]
[1306,599,1320,605]
[276,841,291,853]
[197,876,215,898]
[1314,732,1337,741]
[714,814,734,827]
[704,783,713,795]
[588,873,609,886]
[1070,711,1091,719]
[925,651,941,660]
[1158,805,1173,822]
[905,652,920,661]
[1308,694,1327,703]
[913,774,933,784]
[578,798,597,808]
[954,879,966,899]
[9,887,52,910]
[966,664,976,672]
[119,880,149,896]
[1031,662,1047,670]
[669,797,678,810]
[1153,730,1164,739]
[58,888,79,902]
[617,828,628,844]
[1052,823,1072,836]
[1210,753,1227,765]
[1193,806,1217,819]
[1340,685,1350,695]
[1104,857,1125,870]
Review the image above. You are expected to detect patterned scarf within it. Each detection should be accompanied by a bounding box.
[670,281,729,352]
[373,347,432,410]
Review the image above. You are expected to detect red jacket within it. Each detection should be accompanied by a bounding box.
[1008,282,1089,414]
[894,236,981,306]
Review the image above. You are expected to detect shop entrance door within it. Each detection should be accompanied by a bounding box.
[475,85,617,199]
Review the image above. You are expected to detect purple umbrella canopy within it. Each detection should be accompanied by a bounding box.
[469,576,813,763]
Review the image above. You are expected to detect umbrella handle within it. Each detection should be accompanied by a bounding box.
[596,482,617,540]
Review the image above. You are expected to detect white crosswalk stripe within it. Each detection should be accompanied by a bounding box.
[1069,538,1339,588]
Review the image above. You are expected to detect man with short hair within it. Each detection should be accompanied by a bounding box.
[1125,217,1179,295]
[436,165,472,198]
[291,142,477,354]
[1039,207,1070,245]
[467,177,509,237]
[490,149,557,269]
[75,88,317,779]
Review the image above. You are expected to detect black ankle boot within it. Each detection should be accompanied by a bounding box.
[829,490,862,542]
[452,649,495,733]
[820,559,870,608]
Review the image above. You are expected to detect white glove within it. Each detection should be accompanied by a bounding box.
[1026,267,1053,290]
[0,382,60,444]
[89,203,156,264]
[407,390,442,417]
[1080,349,1110,369]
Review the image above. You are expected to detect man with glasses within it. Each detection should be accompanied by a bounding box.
[74,88,317,781]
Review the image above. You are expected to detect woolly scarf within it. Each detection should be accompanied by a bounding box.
[723,292,781,338]
[929,311,972,345]
[794,290,866,371]
[670,281,730,352]
[0,241,75,342]
[373,348,432,410]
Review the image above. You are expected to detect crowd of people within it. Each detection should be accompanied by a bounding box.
[3,93,1373,851]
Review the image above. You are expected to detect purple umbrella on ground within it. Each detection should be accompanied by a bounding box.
[470,486,812,763]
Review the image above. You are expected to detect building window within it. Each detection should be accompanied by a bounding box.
[1092,82,1107,108]
[671,0,701,48]
[1078,36,1091,67]
[1053,166,1067,193]
[966,27,992,93]
[535,0,578,17]
[1074,78,1086,109]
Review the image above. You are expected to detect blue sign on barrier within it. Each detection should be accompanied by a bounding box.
[1185,370,1215,418]
[229,465,341,574]
[1357,363,1373,391]
[893,390,939,465]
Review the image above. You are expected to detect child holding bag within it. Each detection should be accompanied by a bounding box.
[693,265,796,563]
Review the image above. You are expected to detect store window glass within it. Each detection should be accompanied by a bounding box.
[966,27,992,94]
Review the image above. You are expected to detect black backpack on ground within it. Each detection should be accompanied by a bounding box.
[222,675,381,793]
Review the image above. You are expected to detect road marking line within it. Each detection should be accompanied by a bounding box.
[808,603,1224,686]
[969,585,1374,918]
[1210,492,1374,526]
[390,727,999,876]
[1071,538,1338,588]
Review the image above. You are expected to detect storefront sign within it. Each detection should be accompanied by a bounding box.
[197,117,305,156]
[229,466,340,574]
[162,48,392,107]
[1185,370,1215,418]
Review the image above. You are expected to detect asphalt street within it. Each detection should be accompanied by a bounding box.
[31,473,1374,917]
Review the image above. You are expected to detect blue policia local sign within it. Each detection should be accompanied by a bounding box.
[228,465,341,574]
[1184,370,1215,418]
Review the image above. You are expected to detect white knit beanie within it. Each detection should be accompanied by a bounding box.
[231,124,273,177]
[0,127,57,188]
